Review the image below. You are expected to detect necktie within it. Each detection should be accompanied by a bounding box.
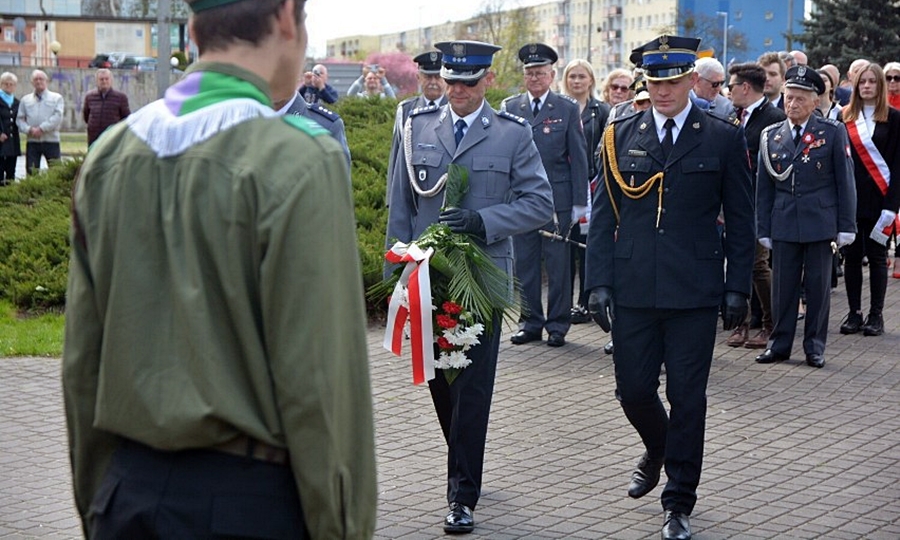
[428,101,435,107]
[532,97,541,117]
[740,108,749,126]
[793,124,802,147]
[454,119,467,147]
[662,118,675,157]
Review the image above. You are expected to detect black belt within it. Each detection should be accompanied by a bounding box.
[210,435,289,466]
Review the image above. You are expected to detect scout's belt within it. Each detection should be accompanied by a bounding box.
[211,435,289,466]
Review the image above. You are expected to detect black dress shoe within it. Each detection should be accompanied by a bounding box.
[862,313,884,336]
[510,330,541,345]
[444,502,474,534]
[570,305,591,324]
[755,349,789,364]
[603,340,614,355]
[805,353,825,368]
[661,511,691,540]
[627,452,663,499]
[547,332,565,347]
[840,311,864,334]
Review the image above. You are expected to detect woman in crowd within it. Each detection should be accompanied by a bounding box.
[884,61,900,276]
[600,68,634,109]
[0,72,19,186]
[817,68,843,120]
[839,62,900,337]
[560,59,609,323]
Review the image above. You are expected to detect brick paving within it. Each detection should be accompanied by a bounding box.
[2,276,899,539]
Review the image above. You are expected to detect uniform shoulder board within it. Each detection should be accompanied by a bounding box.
[410,103,440,116]
[704,110,741,127]
[282,114,329,137]
[820,117,841,127]
[501,94,522,106]
[497,110,527,125]
[310,103,339,121]
[558,93,578,105]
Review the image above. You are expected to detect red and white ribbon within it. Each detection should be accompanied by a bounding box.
[847,116,890,196]
[384,242,435,385]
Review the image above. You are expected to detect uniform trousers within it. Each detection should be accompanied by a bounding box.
[613,305,718,515]
[843,218,888,315]
[514,211,572,336]
[770,239,833,356]
[25,141,60,176]
[90,439,308,539]
[428,314,502,509]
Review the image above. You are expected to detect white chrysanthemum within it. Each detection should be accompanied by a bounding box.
[445,350,472,369]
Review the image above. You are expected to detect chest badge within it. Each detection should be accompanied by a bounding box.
[418,169,427,182]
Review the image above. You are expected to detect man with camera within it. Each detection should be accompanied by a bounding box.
[298,63,338,104]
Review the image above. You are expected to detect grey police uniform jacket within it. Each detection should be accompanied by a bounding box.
[285,95,351,167]
[756,115,857,243]
[387,95,447,202]
[386,102,554,275]
[585,105,756,309]
[501,92,589,212]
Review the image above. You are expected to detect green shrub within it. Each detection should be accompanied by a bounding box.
[0,160,79,311]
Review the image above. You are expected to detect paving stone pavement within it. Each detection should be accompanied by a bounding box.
[2,277,899,539]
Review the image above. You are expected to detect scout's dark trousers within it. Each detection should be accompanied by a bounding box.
[89,440,308,539]
[613,305,718,516]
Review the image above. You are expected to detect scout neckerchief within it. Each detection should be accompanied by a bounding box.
[845,114,890,196]
[127,68,277,157]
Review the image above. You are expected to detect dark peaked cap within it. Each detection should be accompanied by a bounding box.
[629,35,701,81]
[434,40,502,82]
[413,51,442,75]
[518,43,558,68]
[784,65,826,95]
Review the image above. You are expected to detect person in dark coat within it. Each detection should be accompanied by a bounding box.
[585,35,755,540]
[82,69,130,146]
[0,72,20,185]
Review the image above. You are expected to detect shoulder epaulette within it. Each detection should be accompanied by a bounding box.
[309,103,340,121]
[410,103,440,117]
[820,117,841,127]
[282,114,329,137]
[501,94,523,106]
[558,93,578,105]
[706,110,742,127]
[497,110,527,125]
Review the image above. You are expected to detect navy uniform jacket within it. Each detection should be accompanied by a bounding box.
[285,94,351,167]
[387,95,447,202]
[585,104,755,308]
[501,92,589,212]
[387,102,553,275]
[756,115,857,243]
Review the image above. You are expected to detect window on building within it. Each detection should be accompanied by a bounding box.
[4,28,12,42]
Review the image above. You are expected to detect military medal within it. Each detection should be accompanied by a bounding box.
[692,122,700,129]
[543,126,551,134]
[801,154,810,163]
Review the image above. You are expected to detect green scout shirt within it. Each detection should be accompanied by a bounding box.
[63,62,376,539]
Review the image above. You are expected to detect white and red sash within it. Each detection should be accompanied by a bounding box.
[846,115,890,196]
[383,242,436,385]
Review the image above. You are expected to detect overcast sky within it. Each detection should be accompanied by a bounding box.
[305,0,546,58]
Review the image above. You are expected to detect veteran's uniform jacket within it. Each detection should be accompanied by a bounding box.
[386,102,553,275]
[756,115,857,243]
[585,104,755,308]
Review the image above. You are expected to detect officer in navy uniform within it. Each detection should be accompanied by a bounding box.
[278,90,351,168]
[386,40,553,534]
[755,66,857,369]
[584,35,755,540]
[387,50,447,202]
[501,43,589,348]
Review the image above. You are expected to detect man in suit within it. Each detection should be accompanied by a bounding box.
[387,50,447,202]
[501,43,589,348]
[755,65,857,369]
[585,35,755,540]
[691,57,734,118]
[724,62,786,349]
[758,52,786,110]
[386,39,553,534]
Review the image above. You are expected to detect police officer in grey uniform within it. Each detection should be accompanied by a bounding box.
[755,66,857,369]
[387,50,447,202]
[278,90,351,167]
[386,40,553,534]
[501,43,589,348]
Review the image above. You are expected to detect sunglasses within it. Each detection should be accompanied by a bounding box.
[445,78,481,88]
[609,84,630,92]
[702,77,725,88]
[886,75,900,82]
[726,81,745,91]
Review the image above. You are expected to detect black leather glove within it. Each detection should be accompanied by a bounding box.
[439,207,485,238]
[721,291,749,331]
[587,286,615,333]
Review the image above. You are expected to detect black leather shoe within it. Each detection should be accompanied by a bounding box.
[603,340,614,355]
[443,502,474,534]
[627,452,663,499]
[840,311,864,334]
[547,332,565,347]
[661,511,691,540]
[755,349,789,364]
[862,313,884,336]
[570,305,591,324]
[510,330,541,345]
[805,353,825,368]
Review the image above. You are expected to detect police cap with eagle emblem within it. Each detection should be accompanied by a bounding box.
[517,43,558,68]
[783,65,826,95]
[629,35,702,81]
[434,40,502,83]
[413,50,443,75]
